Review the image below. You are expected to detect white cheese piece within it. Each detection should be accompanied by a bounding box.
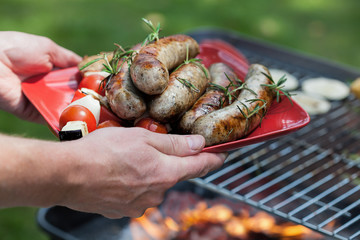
[59,121,89,141]
[84,71,110,78]
[67,95,101,124]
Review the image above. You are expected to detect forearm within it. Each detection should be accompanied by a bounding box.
[0,133,71,208]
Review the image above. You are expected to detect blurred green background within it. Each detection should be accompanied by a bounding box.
[0,0,359,239]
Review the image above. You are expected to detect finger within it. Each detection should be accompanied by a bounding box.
[18,97,47,124]
[145,130,206,157]
[166,152,228,181]
[48,42,82,68]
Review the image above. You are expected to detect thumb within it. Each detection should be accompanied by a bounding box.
[49,43,82,68]
[146,131,206,157]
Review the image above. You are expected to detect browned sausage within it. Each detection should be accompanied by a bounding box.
[148,62,210,123]
[191,64,275,146]
[105,44,147,120]
[106,60,147,120]
[178,62,238,133]
[130,34,199,95]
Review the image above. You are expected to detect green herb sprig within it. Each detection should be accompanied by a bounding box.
[79,44,138,91]
[210,73,256,107]
[142,18,161,46]
[174,45,209,79]
[108,44,137,74]
[78,57,102,72]
[225,128,234,141]
[237,98,268,133]
[176,77,200,93]
[173,45,208,93]
[102,45,138,89]
[261,73,293,104]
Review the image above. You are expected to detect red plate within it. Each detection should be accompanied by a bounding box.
[22,40,310,152]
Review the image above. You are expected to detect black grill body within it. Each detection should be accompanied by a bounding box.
[37,29,360,240]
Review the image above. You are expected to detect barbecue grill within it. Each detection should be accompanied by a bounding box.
[37,29,360,240]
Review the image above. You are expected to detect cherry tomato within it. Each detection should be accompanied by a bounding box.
[99,106,123,124]
[97,120,122,129]
[70,91,123,127]
[59,105,97,132]
[78,74,106,95]
[135,117,168,134]
[71,89,87,102]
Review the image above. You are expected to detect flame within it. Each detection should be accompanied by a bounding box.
[164,217,180,232]
[132,208,174,240]
[224,217,247,238]
[131,201,325,240]
[279,224,313,237]
[130,221,151,240]
[246,211,276,233]
[179,201,233,230]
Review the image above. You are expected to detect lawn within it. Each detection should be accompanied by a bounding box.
[0,0,359,239]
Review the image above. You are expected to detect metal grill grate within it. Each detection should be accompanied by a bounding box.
[189,29,360,240]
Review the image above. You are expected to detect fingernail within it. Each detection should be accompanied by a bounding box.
[186,135,205,151]
[216,152,228,161]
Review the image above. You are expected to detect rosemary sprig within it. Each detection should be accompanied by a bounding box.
[79,57,102,71]
[142,18,161,46]
[245,98,268,121]
[172,45,208,93]
[208,82,228,108]
[209,73,257,107]
[176,77,200,93]
[87,44,138,91]
[109,44,138,74]
[225,128,234,140]
[261,72,293,104]
[237,98,267,134]
[99,45,138,89]
[174,45,209,79]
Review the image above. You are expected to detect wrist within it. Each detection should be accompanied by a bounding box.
[0,134,73,208]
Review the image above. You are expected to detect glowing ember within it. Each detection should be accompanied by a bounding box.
[224,217,247,238]
[130,192,325,240]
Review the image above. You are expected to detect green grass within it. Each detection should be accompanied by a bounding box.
[0,208,48,240]
[0,0,359,239]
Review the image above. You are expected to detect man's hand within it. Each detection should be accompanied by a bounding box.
[0,31,81,123]
[57,128,227,218]
[0,128,226,219]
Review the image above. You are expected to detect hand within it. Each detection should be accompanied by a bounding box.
[57,127,227,219]
[0,31,81,123]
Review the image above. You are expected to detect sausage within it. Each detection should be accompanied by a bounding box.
[148,62,210,123]
[130,34,200,95]
[191,64,275,147]
[105,45,146,120]
[106,60,147,120]
[178,63,238,133]
[78,52,113,77]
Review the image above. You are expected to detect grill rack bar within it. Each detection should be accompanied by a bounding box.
[188,29,360,240]
[190,112,360,240]
[189,141,360,240]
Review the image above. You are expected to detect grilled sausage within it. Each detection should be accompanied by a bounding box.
[192,64,275,146]
[106,60,147,120]
[130,34,200,95]
[178,63,238,133]
[105,44,147,120]
[148,62,210,123]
